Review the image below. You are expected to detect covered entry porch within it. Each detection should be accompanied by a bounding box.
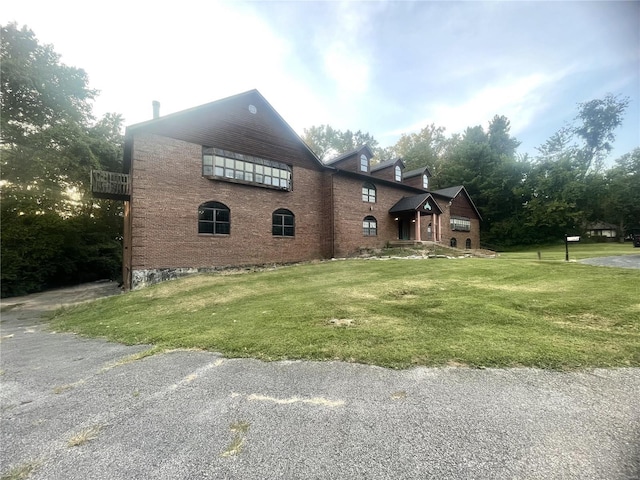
[389,193,443,243]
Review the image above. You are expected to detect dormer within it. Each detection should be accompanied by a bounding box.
[403,166,432,190]
[325,145,374,174]
[370,158,405,183]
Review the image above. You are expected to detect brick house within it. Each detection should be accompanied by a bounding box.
[92,90,481,290]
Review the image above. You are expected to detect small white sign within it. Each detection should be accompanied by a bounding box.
[566,236,580,242]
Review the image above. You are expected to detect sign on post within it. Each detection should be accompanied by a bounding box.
[565,235,580,261]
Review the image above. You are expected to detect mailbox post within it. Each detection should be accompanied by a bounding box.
[565,235,580,261]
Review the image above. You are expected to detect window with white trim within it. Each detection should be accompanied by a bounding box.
[395,165,402,182]
[423,174,429,189]
[363,216,377,236]
[450,217,471,231]
[362,182,376,203]
[360,154,368,172]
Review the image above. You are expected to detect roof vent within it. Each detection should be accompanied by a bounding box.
[152,100,160,119]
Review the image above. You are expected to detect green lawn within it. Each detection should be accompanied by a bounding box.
[51,245,640,369]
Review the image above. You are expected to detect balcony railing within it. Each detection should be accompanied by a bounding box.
[91,169,131,200]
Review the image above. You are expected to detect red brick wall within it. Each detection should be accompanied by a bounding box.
[403,174,425,189]
[330,154,361,174]
[330,174,421,256]
[130,133,328,271]
[437,194,481,249]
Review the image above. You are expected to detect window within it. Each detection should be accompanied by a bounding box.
[395,165,402,182]
[202,147,292,191]
[363,216,377,236]
[362,182,376,203]
[273,209,295,237]
[465,238,472,249]
[423,174,429,189]
[198,201,230,235]
[450,238,457,248]
[360,154,368,172]
[450,217,471,231]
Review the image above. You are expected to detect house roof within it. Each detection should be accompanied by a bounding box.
[123,89,324,172]
[371,158,404,172]
[587,221,618,230]
[332,168,427,195]
[403,166,432,178]
[389,193,443,215]
[431,186,463,199]
[324,145,373,166]
[431,185,483,221]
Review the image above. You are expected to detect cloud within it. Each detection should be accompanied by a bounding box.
[390,69,573,138]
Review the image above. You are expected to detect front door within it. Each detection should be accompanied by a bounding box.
[398,219,410,240]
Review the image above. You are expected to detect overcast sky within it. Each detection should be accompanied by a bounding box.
[3,0,639,161]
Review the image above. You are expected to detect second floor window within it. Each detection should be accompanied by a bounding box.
[423,174,429,189]
[362,182,376,203]
[203,147,292,191]
[395,165,402,182]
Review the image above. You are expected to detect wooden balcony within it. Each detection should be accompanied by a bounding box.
[91,169,131,201]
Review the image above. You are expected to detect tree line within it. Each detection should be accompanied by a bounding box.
[303,97,639,248]
[2,23,638,297]
[1,23,124,297]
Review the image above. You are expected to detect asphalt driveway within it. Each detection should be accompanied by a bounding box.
[580,254,640,269]
[1,283,639,479]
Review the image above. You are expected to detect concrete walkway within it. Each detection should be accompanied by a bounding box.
[1,284,639,479]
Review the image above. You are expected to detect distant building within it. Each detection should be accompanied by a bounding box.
[93,90,482,290]
[586,222,618,240]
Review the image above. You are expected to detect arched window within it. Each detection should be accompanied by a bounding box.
[450,237,457,248]
[198,201,230,234]
[273,209,295,237]
[362,182,376,203]
[360,154,368,172]
[363,216,377,236]
[465,238,472,249]
[422,174,429,189]
[395,165,402,182]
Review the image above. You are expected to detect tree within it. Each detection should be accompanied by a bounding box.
[1,23,124,296]
[520,94,632,244]
[302,124,380,161]
[605,148,640,237]
[574,94,630,174]
[387,124,448,178]
[434,117,526,246]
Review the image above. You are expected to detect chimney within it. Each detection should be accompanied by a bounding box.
[152,100,160,119]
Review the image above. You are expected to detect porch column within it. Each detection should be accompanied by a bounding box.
[415,211,421,241]
[437,214,442,242]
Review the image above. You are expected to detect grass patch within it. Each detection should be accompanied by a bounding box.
[500,241,638,260]
[67,424,104,447]
[0,461,40,480]
[101,346,165,372]
[221,421,250,457]
[52,379,84,394]
[50,246,640,369]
